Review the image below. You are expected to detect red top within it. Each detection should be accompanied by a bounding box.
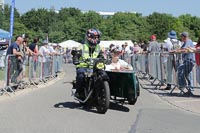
[195,44,200,66]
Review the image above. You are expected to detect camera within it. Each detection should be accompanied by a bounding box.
[71,50,82,65]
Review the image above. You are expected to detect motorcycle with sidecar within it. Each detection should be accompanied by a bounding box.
[71,50,140,114]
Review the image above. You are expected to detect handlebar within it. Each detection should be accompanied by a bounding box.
[79,58,105,65]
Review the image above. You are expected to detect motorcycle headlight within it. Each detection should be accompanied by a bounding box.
[95,62,105,70]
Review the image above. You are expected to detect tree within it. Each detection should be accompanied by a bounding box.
[147,12,175,40]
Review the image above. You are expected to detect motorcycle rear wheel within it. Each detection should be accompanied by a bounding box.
[96,81,110,114]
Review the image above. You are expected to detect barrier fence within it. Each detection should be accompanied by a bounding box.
[0,54,63,96]
[1,51,199,96]
[130,52,200,94]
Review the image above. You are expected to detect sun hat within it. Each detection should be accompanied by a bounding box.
[168,30,177,39]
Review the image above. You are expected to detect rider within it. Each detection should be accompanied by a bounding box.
[72,28,104,97]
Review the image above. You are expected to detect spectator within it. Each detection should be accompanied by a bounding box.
[52,44,63,73]
[141,40,148,52]
[195,37,200,85]
[132,42,141,71]
[140,41,145,49]
[148,35,160,53]
[120,44,126,60]
[29,37,40,81]
[38,40,50,80]
[162,30,181,90]
[109,44,115,51]
[6,36,24,83]
[133,42,141,54]
[147,35,160,79]
[177,32,195,95]
[65,48,71,63]
[124,42,131,63]
[48,43,57,55]
[105,44,115,64]
[21,34,33,78]
[56,44,65,72]
[29,36,39,56]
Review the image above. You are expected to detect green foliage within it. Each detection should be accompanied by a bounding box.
[2,5,200,43]
[147,12,175,40]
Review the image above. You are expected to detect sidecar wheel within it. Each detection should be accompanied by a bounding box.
[128,97,137,105]
[96,81,110,114]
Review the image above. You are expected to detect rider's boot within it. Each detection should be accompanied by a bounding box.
[73,82,81,98]
[72,80,77,89]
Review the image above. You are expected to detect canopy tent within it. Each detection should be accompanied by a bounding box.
[99,40,134,49]
[0,29,10,39]
[59,40,82,48]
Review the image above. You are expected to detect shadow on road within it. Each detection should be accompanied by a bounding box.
[109,102,130,112]
[54,101,102,114]
[54,101,130,113]
[140,81,200,98]
[54,102,82,109]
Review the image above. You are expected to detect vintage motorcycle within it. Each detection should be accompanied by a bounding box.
[71,50,110,114]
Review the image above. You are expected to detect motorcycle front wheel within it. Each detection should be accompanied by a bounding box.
[96,81,110,114]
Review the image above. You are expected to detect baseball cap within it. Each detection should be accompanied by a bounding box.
[181,32,189,37]
[42,40,48,45]
[151,35,156,40]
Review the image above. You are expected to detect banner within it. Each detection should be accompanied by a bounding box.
[9,0,15,39]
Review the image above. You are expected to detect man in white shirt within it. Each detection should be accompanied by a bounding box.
[39,40,49,62]
[163,30,181,90]
[39,40,50,80]
[124,42,131,63]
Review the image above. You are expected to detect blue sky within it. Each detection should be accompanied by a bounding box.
[4,0,200,17]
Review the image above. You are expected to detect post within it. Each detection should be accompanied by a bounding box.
[9,0,15,45]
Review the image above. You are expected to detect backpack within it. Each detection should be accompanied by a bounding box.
[170,39,180,50]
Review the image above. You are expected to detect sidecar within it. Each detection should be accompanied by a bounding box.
[105,70,140,105]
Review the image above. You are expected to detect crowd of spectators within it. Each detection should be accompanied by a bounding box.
[0,34,65,85]
[1,30,200,95]
[101,30,200,95]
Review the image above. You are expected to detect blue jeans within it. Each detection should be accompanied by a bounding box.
[76,68,88,92]
[177,60,194,90]
[11,59,23,83]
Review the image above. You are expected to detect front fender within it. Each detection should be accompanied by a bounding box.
[96,70,109,81]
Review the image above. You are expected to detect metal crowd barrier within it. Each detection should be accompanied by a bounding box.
[130,52,200,94]
[0,55,7,95]
[0,54,64,96]
[29,55,42,85]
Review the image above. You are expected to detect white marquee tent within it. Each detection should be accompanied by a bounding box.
[59,40,82,48]
[99,40,134,49]
[59,40,134,49]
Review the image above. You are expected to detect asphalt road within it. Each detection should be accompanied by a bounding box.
[0,64,200,133]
